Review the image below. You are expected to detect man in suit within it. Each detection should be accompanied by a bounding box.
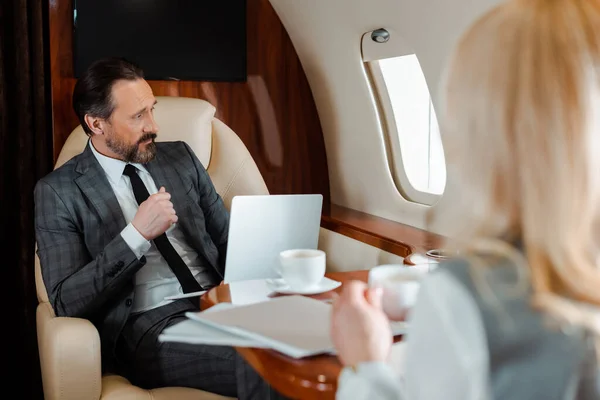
[34,57,284,399]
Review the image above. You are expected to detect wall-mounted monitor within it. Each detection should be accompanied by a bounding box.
[73,0,247,81]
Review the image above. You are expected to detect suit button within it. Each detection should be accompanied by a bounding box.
[125,299,133,307]
[116,261,125,268]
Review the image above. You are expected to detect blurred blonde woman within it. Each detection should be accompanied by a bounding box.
[331,0,600,399]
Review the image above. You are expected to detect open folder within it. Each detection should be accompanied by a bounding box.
[159,295,407,359]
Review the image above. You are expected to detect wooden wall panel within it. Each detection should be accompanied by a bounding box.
[49,0,330,201]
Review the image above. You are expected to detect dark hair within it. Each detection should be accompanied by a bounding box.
[72,57,144,135]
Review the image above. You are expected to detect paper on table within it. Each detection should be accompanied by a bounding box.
[183,295,409,358]
[324,321,408,356]
[229,279,274,305]
[158,319,272,347]
[159,303,268,347]
[160,296,408,357]
[184,295,334,358]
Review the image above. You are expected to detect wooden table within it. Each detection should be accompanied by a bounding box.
[200,270,369,400]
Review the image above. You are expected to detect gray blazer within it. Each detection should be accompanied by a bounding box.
[34,140,229,370]
[444,258,600,399]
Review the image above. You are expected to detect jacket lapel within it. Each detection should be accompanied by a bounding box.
[144,151,197,242]
[145,151,219,273]
[144,151,191,219]
[74,143,127,241]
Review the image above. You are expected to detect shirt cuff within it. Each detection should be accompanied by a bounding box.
[120,223,151,259]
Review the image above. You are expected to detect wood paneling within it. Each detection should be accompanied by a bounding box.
[49,0,330,201]
[321,204,445,260]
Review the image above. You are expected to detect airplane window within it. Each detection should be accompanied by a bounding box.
[377,55,446,196]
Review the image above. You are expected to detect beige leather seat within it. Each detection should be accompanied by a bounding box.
[35,96,269,400]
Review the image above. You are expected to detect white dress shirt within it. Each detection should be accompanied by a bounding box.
[90,141,210,313]
[336,269,491,400]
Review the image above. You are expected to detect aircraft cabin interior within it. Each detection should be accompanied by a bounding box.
[5,0,598,399]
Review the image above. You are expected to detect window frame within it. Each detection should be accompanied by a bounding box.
[361,29,445,206]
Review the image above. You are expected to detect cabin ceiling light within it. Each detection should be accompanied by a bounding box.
[371,28,390,43]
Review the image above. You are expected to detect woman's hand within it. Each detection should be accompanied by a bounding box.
[331,280,393,367]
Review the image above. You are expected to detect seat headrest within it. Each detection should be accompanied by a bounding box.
[54,96,216,170]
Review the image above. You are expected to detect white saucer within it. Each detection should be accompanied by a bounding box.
[265,277,342,295]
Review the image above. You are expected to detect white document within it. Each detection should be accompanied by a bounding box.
[159,297,408,358]
[159,320,270,347]
[228,279,274,305]
[184,295,334,358]
[183,296,408,359]
[159,303,268,347]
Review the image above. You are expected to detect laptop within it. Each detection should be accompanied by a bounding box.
[223,194,323,283]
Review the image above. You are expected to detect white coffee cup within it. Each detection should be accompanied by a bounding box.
[368,264,427,321]
[278,249,326,290]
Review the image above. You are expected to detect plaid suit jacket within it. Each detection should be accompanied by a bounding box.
[34,140,229,370]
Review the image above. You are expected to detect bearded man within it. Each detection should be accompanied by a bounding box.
[34,57,285,400]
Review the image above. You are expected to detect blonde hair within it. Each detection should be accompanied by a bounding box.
[433,0,600,332]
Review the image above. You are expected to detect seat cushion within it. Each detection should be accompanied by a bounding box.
[102,374,236,400]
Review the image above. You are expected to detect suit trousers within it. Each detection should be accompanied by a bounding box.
[117,299,288,400]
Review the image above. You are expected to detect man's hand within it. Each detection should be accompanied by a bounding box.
[331,280,393,367]
[131,187,178,240]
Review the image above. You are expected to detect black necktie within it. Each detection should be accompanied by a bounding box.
[123,164,203,293]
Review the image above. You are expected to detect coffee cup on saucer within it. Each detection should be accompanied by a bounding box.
[368,264,427,321]
[278,249,326,290]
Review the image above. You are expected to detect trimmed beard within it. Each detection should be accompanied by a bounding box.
[106,131,158,163]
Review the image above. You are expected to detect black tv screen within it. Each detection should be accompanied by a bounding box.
[73,0,247,81]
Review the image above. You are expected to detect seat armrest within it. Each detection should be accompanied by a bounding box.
[37,302,102,400]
